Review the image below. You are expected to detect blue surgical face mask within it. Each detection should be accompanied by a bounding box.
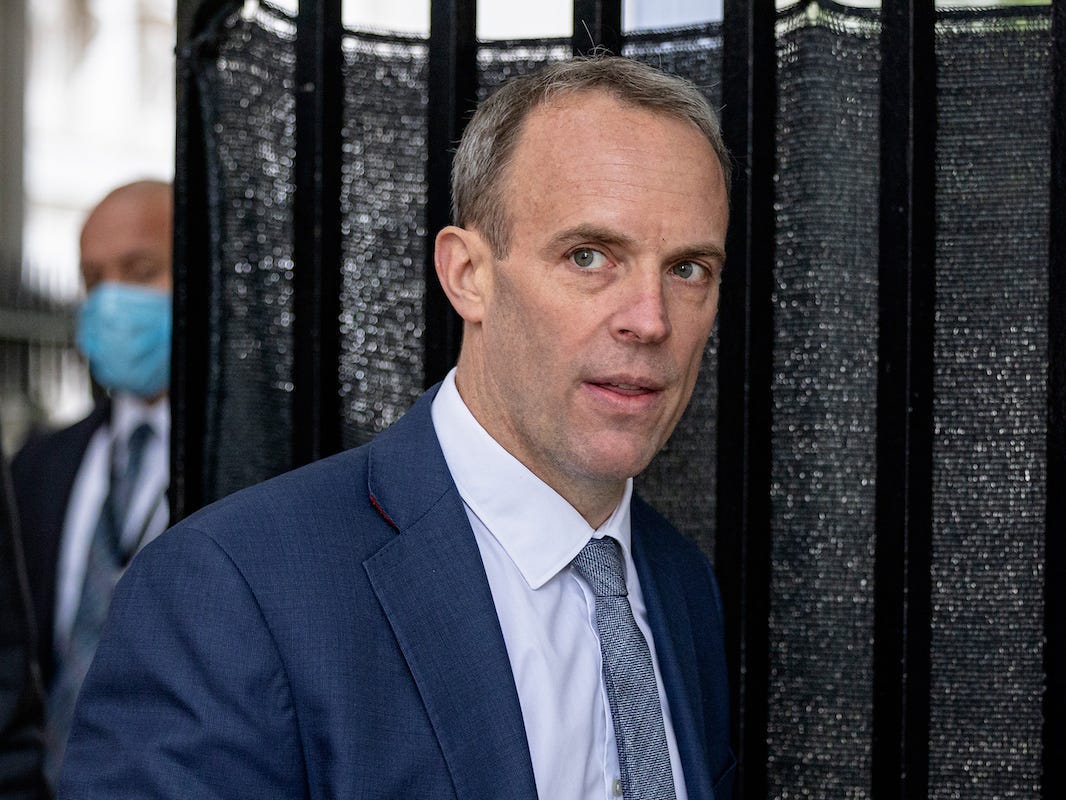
[76,282,172,399]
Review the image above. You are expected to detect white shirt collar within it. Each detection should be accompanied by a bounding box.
[110,392,170,448]
[431,369,633,590]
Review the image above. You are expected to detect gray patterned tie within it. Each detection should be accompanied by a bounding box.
[45,422,154,785]
[572,536,677,800]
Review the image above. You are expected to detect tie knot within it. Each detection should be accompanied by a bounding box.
[571,537,628,598]
[128,421,153,452]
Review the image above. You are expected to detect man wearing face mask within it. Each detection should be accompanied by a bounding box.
[11,180,173,787]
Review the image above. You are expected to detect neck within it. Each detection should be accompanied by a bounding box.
[569,484,627,530]
[452,350,631,528]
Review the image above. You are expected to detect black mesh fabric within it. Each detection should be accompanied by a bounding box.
[477,38,571,98]
[185,2,1053,795]
[769,5,881,796]
[192,6,730,545]
[929,8,1049,797]
[193,4,297,503]
[339,32,428,447]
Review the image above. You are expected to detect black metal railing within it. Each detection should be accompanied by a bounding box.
[1044,0,1065,792]
[171,1,1061,795]
[717,0,775,795]
[871,0,936,795]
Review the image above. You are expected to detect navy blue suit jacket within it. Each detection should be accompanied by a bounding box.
[60,389,734,799]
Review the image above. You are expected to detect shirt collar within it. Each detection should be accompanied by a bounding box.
[431,369,633,590]
[110,392,170,445]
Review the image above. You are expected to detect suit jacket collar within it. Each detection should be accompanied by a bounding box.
[364,388,714,799]
[363,386,539,800]
[632,497,716,799]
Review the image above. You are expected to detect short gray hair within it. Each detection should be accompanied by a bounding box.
[451,56,731,258]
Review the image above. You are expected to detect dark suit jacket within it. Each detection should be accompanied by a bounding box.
[60,388,735,799]
[0,430,49,800]
[11,404,109,686]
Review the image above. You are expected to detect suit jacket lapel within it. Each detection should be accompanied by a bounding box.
[631,499,716,800]
[362,390,538,800]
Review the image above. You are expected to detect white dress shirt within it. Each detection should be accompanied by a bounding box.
[54,393,170,650]
[431,369,688,800]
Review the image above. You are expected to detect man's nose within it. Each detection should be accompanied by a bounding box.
[611,268,671,344]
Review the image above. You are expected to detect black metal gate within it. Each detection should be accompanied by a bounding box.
[171,1,1065,796]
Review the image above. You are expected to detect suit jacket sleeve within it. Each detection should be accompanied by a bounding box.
[58,527,306,799]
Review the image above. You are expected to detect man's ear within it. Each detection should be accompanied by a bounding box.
[434,226,491,323]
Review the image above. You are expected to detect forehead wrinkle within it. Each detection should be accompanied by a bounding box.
[545,224,637,251]
[509,95,727,260]
[562,169,718,206]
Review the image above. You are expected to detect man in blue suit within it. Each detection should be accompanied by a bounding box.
[61,57,735,799]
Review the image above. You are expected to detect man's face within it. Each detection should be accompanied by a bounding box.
[80,188,173,293]
[457,90,729,514]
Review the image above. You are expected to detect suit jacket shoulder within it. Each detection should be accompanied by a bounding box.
[11,404,109,486]
[63,389,733,799]
[62,389,538,800]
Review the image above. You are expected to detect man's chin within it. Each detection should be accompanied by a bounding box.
[575,441,660,485]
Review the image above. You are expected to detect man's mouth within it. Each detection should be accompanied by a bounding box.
[599,382,651,395]
[588,378,664,397]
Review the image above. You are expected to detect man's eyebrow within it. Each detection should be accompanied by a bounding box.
[546,225,726,266]
[119,249,165,265]
[546,225,637,251]
[669,243,727,267]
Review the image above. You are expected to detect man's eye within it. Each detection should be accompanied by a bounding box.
[128,260,163,282]
[671,261,707,281]
[570,248,606,269]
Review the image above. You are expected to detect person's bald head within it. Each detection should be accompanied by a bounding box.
[80,180,173,293]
